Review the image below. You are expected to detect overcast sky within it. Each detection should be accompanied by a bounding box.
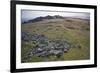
[21,10,90,23]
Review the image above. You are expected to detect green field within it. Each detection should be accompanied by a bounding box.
[21,18,90,63]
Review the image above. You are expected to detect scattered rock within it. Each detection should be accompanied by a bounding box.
[22,32,81,60]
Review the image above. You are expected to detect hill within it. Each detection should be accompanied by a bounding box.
[21,15,90,63]
[22,15,65,24]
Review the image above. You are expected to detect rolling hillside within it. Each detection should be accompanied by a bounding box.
[21,15,90,63]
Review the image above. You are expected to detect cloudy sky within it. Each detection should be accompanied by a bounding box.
[21,10,90,23]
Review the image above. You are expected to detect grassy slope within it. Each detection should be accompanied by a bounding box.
[21,18,90,63]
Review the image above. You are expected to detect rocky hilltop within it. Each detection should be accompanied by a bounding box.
[22,15,65,24]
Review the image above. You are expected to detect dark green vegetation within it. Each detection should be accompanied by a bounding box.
[21,16,90,63]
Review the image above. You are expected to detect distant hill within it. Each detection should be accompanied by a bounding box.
[22,15,64,24]
[22,15,89,24]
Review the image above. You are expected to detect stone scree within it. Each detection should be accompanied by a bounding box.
[22,32,81,61]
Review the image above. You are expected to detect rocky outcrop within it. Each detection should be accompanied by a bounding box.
[22,32,81,60]
[22,15,64,24]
